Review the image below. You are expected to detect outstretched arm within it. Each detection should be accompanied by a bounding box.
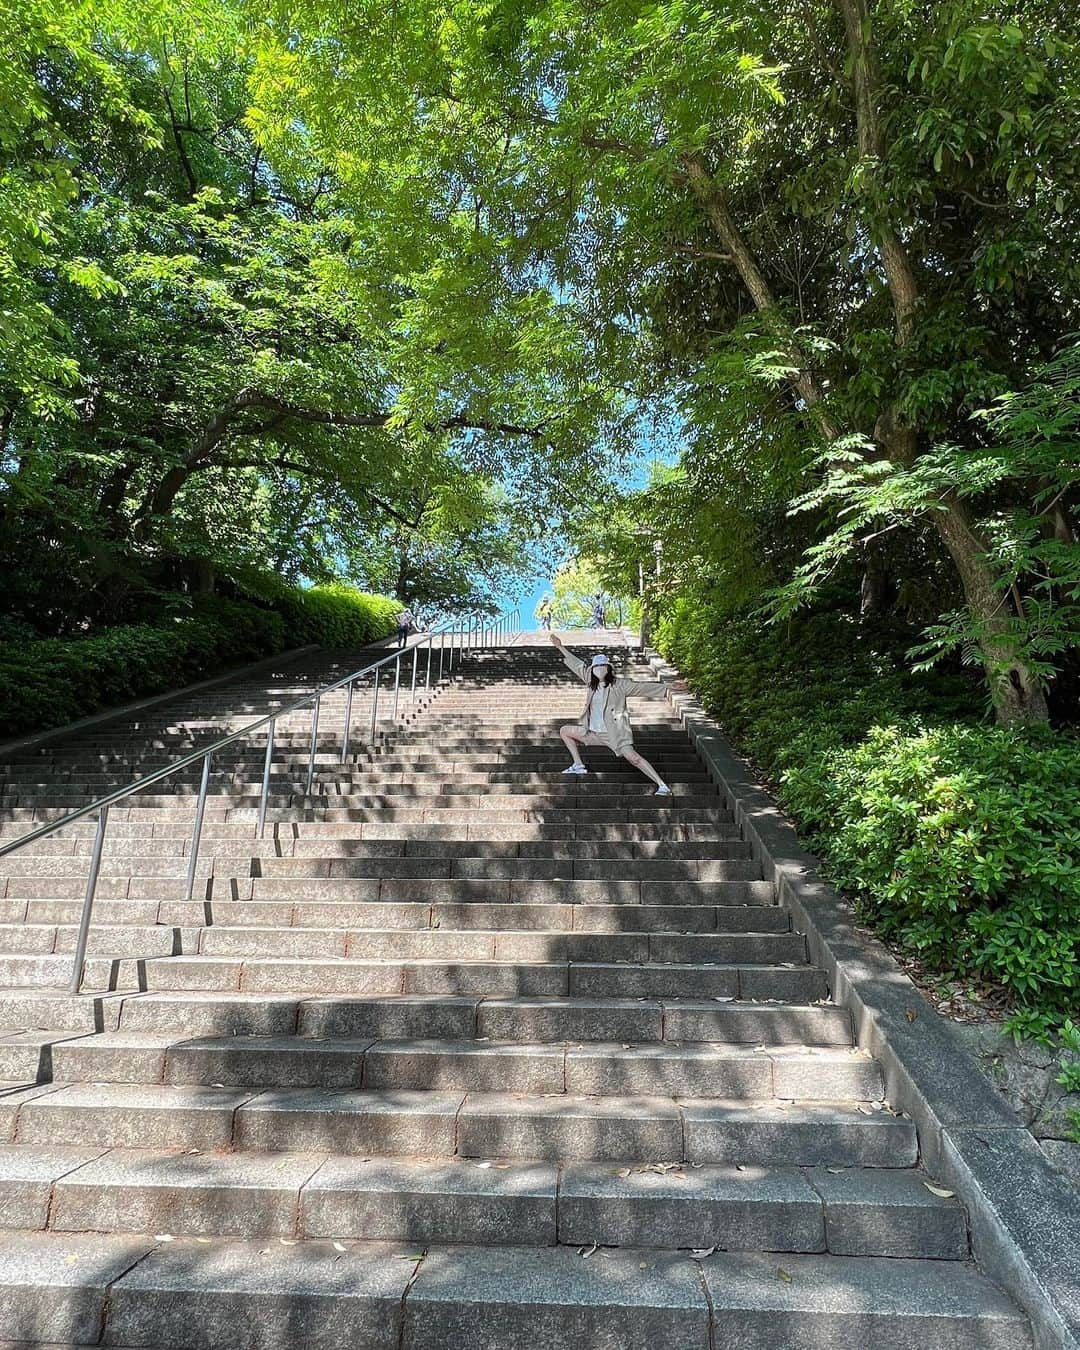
[623,675,688,699]
[550,631,588,680]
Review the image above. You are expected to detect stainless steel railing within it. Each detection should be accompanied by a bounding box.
[0,607,521,993]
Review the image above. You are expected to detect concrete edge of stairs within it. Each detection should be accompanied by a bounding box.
[0,643,323,763]
[648,647,1080,1350]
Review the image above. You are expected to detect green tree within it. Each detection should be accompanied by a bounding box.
[1,11,558,628]
[251,0,1080,721]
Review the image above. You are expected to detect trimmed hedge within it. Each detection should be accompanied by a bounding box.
[656,598,1080,1037]
[274,585,400,648]
[0,585,398,740]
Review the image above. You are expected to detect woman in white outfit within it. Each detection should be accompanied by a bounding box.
[549,632,672,795]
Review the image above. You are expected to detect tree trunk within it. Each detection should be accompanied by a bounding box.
[833,0,1048,723]
[859,538,890,617]
[930,494,1048,723]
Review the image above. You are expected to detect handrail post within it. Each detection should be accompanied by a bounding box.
[183,754,212,903]
[301,702,318,793]
[69,803,110,995]
[425,636,433,690]
[392,652,402,719]
[341,679,354,764]
[439,629,446,680]
[369,666,381,740]
[304,696,321,796]
[257,720,275,839]
[410,644,419,700]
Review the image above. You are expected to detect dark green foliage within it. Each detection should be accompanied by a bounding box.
[657,600,1080,1032]
[0,585,396,739]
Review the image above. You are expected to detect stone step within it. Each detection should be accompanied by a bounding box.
[0,1231,1033,1350]
[1,805,732,826]
[1,792,726,816]
[244,879,775,906]
[0,988,858,1047]
[8,854,758,882]
[0,952,828,1000]
[0,1144,967,1257]
[2,876,774,906]
[13,1031,879,1098]
[53,990,849,1045]
[4,837,755,864]
[0,923,807,966]
[8,1084,913,1163]
[3,898,788,935]
[0,820,743,844]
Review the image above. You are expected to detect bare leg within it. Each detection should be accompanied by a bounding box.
[559,724,587,767]
[623,747,668,791]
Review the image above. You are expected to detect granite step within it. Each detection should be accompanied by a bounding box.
[4,1030,880,1098]
[0,953,830,1001]
[7,1083,914,1163]
[0,1144,968,1258]
[0,1231,1033,1350]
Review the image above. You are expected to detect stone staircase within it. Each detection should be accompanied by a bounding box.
[0,634,1033,1348]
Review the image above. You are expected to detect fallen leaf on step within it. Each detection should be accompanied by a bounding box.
[187,1148,201,1155]
[332,1241,347,1252]
[690,1246,716,1258]
[923,1182,955,1198]
[825,1167,845,1174]
[475,1161,493,1169]
[735,1164,748,1172]
[777,1267,793,1283]
[195,1238,212,1245]
[154,1235,173,1243]
[905,1009,918,1023]
[613,1167,632,1178]
[579,1242,598,1258]
[278,1239,298,1246]
[65,1255,79,1266]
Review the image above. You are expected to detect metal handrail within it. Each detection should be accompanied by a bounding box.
[0,606,521,992]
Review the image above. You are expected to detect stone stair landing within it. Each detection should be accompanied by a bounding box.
[0,631,1033,1348]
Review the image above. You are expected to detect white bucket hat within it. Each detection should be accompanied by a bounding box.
[589,654,611,669]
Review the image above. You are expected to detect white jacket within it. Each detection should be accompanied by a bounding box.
[561,649,668,753]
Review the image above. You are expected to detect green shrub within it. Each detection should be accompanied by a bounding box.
[275,585,400,648]
[656,599,1080,1030]
[0,582,397,739]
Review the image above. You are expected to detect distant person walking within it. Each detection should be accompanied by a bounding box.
[537,595,553,629]
[396,607,414,648]
[550,631,672,795]
[590,593,606,627]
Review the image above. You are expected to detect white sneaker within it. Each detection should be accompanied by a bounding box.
[654,785,672,796]
[562,764,588,775]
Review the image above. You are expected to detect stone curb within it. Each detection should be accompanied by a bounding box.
[645,650,1080,1350]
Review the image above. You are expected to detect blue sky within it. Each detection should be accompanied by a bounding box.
[502,439,675,628]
